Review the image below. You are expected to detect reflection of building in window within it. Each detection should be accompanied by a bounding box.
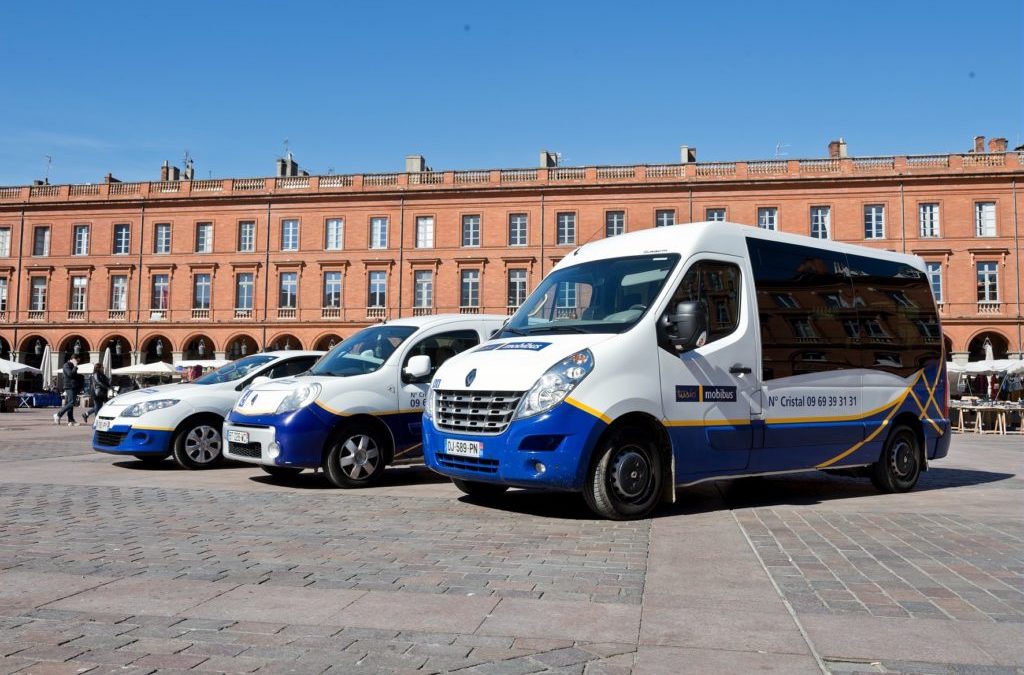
[887,290,915,308]
[874,352,902,367]
[555,281,577,318]
[824,293,849,309]
[913,319,940,340]
[842,319,861,338]
[715,300,730,326]
[790,318,817,340]
[800,351,827,362]
[864,318,889,339]
[772,293,800,309]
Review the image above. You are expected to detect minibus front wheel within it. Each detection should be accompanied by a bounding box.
[583,425,662,520]
[871,424,922,493]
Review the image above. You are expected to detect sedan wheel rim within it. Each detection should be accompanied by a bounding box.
[338,434,379,480]
[185,425,222,463]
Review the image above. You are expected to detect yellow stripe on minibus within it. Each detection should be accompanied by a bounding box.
[565,398,612,424]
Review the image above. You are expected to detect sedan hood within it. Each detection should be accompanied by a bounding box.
[107,383,199,406]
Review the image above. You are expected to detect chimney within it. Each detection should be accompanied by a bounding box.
[680,145,697,163]
[988,137,1007,153]
[104,173,120,184]
[31,179,47,186]
[973,135,985,153]
[405,155,428,173]
[160,161,181,181]
[276,152,300,177]
[828,139,848,158]
[182,158,194,180]
[539,150,559,168]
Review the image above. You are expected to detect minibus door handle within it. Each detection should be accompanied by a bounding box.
[729,365,752,375]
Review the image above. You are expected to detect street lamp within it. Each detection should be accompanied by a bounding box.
[34,339,43,356]
[114,339,123,356]
[198,338,206,357]
[155,339,164,357]
[240,341,248,356]
[73,339,82,356]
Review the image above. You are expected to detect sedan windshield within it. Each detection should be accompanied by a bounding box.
[309,325,418,377]
[499,254,679,337]
[193,354,276,385]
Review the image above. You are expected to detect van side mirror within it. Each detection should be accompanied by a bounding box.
[251,376,271,387]
[659,301,708,351]
[403,354,432,382]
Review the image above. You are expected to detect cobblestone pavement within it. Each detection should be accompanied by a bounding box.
[0,409,1021,674]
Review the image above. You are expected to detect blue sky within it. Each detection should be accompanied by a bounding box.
[0,1,1020,185]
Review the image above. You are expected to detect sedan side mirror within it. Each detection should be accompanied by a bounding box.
[659,301,708,352]
[403,354,432,382]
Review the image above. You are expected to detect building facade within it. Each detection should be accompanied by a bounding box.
[1,138,1021,374]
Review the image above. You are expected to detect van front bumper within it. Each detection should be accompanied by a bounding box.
[422,400,608,491]
[223,404,336,469]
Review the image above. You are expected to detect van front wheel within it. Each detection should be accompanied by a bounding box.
[324,424,387,488]
[583,427,662,520]
[871,425,921,493]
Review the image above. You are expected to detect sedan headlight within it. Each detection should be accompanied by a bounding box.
[122,399,179,418]
[275,383,322,415]
[516,349,595,419]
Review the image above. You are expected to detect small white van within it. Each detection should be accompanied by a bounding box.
[423,222,950,519]
[223,314,506,486]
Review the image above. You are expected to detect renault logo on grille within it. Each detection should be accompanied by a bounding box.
[465,369,477,387]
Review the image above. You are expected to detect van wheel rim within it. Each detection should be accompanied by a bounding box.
[185,425,221,463]
[890,438,916,479]
[339,435,379,480]
[610,447,651,500]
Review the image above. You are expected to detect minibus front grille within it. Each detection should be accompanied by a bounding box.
[434,389,524,435]
[436,453,500,474]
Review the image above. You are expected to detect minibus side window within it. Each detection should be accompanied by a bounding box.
[664,261,742,346]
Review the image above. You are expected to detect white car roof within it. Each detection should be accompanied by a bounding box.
[259,350,324,358]
[372,313,507,329]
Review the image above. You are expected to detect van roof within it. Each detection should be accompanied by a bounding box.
[379,313,508,329]
[559,221,924,271]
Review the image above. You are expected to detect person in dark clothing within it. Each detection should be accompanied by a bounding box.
[82,364,111,425]
[54,356,81,426]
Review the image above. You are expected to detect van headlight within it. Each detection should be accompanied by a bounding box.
[122,399,179,418]
[424,388,436,419]
[516,349,594,419]
[276,383,322,414]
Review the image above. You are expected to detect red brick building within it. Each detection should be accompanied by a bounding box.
[1,137,1021,375]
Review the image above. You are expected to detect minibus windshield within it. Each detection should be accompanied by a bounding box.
[193,354,277,385]
[499,254,680,337]
[309,325,418,377]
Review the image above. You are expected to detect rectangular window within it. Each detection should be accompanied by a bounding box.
[113,223,131,255]
[757,207,778,231]
[33,226,50,256]
[368,270,387,307]
[864,204,885,239]
[69,276,87,311]
[235,273,254,310]
[605,211,625,237]
[919,203,940,238]
[705,208,725,222]
[192,274,211,309]
[151,274,169,310]
[460,269,480,308]
[195,222,213,253]
[325,218,344,251]
[279,271,298,308]
[110,275,128,311]
[976,262,998,302]
[508,213,528,246]
[73,224,90,255]
[323,271,343,308]
[30,277,46,311]
[0,228,10,257]
[281,219,299,251]
[810,206,831,239]
[462,215,481,247]
[556,212,576,245]
[0,277,7,311]
[370,217,388,249]
[975,202,996,237]
[556,281,577,316]
[415,216,434,248]
[237,221,255,252]
[655,209,675,228]
[507,269,528,308]
[926,262,942,304]
[154,223,171,254]
[413,270,433,308]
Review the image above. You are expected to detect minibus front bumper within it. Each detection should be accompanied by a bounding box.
[422,400,608,491]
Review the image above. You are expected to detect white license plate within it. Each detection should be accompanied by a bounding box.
[95,418,111,432]
[226,429,250,444]
[446,438,483,458]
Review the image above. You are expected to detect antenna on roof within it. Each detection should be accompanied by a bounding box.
[283,138,290,159]
[43,155,53,184]
[774,142,790,159]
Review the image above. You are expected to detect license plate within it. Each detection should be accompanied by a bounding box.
[226,429,249,444]
[95,418,111,432]
[446,438,483,458]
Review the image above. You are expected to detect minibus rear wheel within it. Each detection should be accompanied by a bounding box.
[871,425,921,493]
[324,423,387,488]
[584,426,662,520]
[452,478,508,500]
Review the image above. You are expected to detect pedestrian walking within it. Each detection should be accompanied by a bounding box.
[53,355,82,426]
[82,363,111,425]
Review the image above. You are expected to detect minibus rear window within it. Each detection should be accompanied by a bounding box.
[500,254,680,337]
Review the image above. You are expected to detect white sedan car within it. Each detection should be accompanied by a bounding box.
[91,351,322,469]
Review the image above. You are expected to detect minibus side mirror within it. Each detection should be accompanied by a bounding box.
[403,354,432,383]
[660,301,708,352]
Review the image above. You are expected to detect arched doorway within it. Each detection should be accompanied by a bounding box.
[968,331,1008,362]
[943,335,953,359]
[267,334,301,351]
[142,335,173,364]
[19,335,48,370]
[0,335,10,360]
[226,335,259,360]
[183,335,214,361]
[99,335,132,371]
[314,334,341,352]
[60,335,91,366]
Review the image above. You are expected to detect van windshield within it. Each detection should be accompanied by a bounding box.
[193,355,276,385]
[309,325,418,377]
[499,254,680,337]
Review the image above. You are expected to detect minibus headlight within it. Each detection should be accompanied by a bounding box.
[275,383,322,415]
[122,399,179,418]
[424,388,436,419]
[516,349,594,419]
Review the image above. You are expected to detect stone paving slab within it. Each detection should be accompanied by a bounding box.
[43,577,235,617]
[635,645,821,674]
[180,584,366,625]
[478,598,641,644]
[0,571,114,614]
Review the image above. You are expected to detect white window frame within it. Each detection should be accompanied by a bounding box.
[281,219,299,252]
[110,275,128,311]
[460,269,480,308]
[864,204,885,239]
[368,270,387,307]
[810,206,831,239]
[151,274,170,310]
[30,277,47,311]
[113,224,131,255]
[33,226,50,256]
[0,228,10,257]
[507,268,528,308]
[975,202,996,237]
[415,216,434,249]
[976,261,999,302]
[605,211,625,237]
[154,223,171,254]
[235,273,255,310]
[325,218,344,251]
[238,221,255,252]
[413,270,433,308]
[193,273,212,310]
[462,215,481,247]
[919,203,940,238]
[508,213,528,246]
[370,217,388,249]
[705,208,725,222]
[926,262,942,304]
[0,277,8,311]
[655,209,676,228]
[556,212,576,245]
[279,271,298,308]
[69,276,87,311]
[757,207,778,231]
[323,271,343,308]
[195,222,213,253]
[73,224,90,256]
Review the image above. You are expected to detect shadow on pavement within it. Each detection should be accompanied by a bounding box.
[111,459,252,471]
[247,465,450,490]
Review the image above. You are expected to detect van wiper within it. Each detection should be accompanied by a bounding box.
[526,325,589,334]
[501,326,529,336]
